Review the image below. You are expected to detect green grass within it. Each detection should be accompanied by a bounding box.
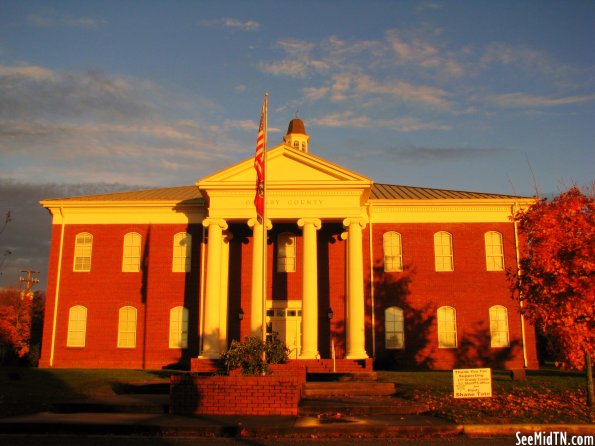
[1,366,592,424]
[0,367,176,418]
[377,369,594,424]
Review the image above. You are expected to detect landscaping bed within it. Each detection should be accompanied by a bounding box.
[377,369,595,424]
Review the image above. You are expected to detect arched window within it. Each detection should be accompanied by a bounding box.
[489,305,510,347]
[437,306,457,348]
[485,231,504,271]
[117,306,137,348]
[434,231,453,272]
[277,232,296,273]
[122,232,142,272]
[172,232,192,272]
[67,305,87,347]
[73,232,93,272]
[385,306,404,349]
[383,231,403,272]
[169,306,189,349]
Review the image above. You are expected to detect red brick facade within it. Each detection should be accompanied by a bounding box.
[39,218,538,370]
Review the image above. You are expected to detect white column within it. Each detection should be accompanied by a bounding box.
[298,218,321,359]
[200,218,227,358]
[343,217,368,359]
[248,218,272,339]
[218,232,232,353]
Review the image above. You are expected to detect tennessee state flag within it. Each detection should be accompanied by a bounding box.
[253,97,266,218]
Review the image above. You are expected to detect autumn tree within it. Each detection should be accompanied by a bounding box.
[510,186,594,407]
[0,286,45,365]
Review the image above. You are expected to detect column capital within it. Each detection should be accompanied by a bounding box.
[247,217,272,230]
[203,218,228,230]
[342,216,368,230]
[297,218,321,230]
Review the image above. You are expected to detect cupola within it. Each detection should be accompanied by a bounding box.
[283,117,310,153]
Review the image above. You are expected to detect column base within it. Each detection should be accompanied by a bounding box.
[299,351,320,360]
[345,351,368,360]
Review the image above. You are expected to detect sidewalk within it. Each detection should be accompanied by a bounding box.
[1,393,593,438]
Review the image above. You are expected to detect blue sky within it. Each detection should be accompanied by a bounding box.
[0,0,594,287]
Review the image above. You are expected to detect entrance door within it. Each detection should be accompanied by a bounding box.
[266,304,302,359]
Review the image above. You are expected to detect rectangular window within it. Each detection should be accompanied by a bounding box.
[117,306,137,348]
[385,306,404,349]
[434,232,453,272]
[437,306,457,348]
[277,233,296,273]
[489,305,510,347]
[383,232,403,272]
[172,233,192,272]
[73,232,93,272]
[122,232,142,272]
[169,306,189,349]
[485,232,505,271]
[67,305,87,347]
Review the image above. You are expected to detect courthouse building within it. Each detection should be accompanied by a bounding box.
[39,119,539,370]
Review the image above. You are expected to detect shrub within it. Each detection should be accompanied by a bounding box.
[221,335,289,375]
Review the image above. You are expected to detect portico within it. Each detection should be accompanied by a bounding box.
[196,121,373,361]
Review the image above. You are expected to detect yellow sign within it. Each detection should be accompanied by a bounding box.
[453,368,492,398]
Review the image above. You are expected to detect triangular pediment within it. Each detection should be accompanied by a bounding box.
[197,144,372,191]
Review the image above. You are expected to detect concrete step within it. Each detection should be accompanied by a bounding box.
[304,381,395,397]
[299,395,429,416]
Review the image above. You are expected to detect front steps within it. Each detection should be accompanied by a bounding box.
[303,381,395,397]
[300,381,429,416]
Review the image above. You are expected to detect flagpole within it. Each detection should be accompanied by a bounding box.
[261,93,269,345]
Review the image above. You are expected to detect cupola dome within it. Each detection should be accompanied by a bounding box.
[283,117,310,152]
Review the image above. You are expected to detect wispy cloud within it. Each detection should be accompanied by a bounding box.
[315,111,450,131]
[27,10,105,29]
[0,63,245,185]
[385,29,465,78]
[200,17,260,31]
[386,146,511,163]
[261,28,590,124]
[489,92,595,108]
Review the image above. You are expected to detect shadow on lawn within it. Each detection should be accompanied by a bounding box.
[0,366,86,417]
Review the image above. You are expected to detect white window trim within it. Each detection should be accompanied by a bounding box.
[489,305,510,347]
[122,232,142,273]
[277,232,297,273]
[434,231,454,272]
[485,231,505,271]
[117,306,137,348]
[66,305,87,347]
[383,231,403,272]
[169,306,189,349]
[437,306,457,348]
[73,232,93,272]
[172,232,192,273]
[385,306,405,349]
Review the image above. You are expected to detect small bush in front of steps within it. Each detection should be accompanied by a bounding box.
[221,335,289,375]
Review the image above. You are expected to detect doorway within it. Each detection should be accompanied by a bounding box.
[266,300,302,359]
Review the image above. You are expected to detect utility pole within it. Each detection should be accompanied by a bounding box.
[19,270,40,300]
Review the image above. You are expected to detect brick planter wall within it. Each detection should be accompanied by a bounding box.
[170,374,302,416]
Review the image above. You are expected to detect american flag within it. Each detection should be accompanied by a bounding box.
[253,97,266,218]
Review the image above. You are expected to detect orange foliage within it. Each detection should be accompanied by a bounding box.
[510,186,594,370]
[0,287,33,361]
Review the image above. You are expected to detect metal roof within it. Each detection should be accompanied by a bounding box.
[370,183,528,200]
[42,183,529,204]
[42,185,202,203]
